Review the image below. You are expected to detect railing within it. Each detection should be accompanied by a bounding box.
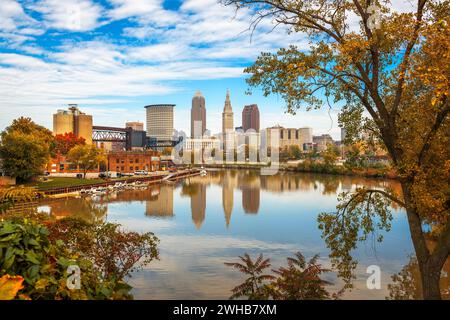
[3,201,39,215]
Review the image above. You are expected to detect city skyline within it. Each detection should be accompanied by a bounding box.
[1,0,417,139]
[44,90,341,141]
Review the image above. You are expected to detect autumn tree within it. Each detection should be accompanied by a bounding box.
[67,145,107,179]
[54,132,86,155]
[289,145,302,159]
[0,117,54,182]
[224,253,275,299]
[222,0,450,299]
[322,143,340,166]
[225,252,340,300]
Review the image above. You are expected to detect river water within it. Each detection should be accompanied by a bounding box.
[38,169,420,299]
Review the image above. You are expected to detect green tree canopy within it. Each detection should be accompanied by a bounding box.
[0,117,54,182]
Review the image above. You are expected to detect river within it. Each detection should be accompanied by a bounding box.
[38,169,423,299]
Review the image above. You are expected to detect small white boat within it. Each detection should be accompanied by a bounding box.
[200,169,207,176]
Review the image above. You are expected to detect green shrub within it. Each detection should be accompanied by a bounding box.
[0,217,159,300]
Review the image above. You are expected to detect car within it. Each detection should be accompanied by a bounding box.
[120,172,134,177]
[134,170,148,175]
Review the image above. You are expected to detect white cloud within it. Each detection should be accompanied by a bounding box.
[30,0,105,31]
[127,43,189,62]
[0,0,31,31]
[108,0,180,26]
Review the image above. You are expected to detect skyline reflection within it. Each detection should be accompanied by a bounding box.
[44,169,400,230]
[37,169,422,299]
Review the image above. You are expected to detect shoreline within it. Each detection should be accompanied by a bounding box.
[197,163,398,180]
[40,169,200,197]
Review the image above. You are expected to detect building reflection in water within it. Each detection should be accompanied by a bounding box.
[191,183,206,229]
[221,170,236,227]
[146,184,174,217]
[241,186,260,214]
[239,170,261,214]
[43,170,402,232]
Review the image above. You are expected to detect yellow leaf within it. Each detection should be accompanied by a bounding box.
[0,275,24,300]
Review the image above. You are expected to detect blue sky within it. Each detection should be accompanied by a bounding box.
[0,0,416,139]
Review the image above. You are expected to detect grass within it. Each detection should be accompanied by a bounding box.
[29,177,106,190]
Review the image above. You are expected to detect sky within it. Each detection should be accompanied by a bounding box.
[0,0,417,139]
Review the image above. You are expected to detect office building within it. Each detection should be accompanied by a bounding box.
[53,104,92,144]
[191,91,206,138]
[264,125,313,151]
[222,90,234,133]
[313,134,334,152]
[242,104,260,132]
[184,137,220,152]
[145,104,174,142]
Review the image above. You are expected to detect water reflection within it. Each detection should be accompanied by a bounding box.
[146,185,174,218]
[42,170,401,231]
[38,169,423,299]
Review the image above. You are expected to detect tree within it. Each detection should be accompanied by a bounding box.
[54,132,85,155]
[223,0,449,299]
[225,252,341,300]
[344,143,364,168]
[67,145,106,179]
[224,253,275,299]
[162,147,173,156]
[0,117,54,182]
[322,143,339,166]
[270,252,338,300]
[288,145,302,159]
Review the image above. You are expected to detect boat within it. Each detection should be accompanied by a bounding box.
[200,169,207,176]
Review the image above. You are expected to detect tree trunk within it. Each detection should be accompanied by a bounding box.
[420,260,442,300]
[401,181,444,300]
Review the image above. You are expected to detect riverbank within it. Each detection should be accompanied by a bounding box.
[37,169,201,196]
[198,162,398,179]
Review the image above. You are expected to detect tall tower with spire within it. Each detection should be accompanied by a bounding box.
[222,90,234,133]
[191,90,206,138]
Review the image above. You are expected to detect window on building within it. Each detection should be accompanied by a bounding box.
[295,130,299,139]
[59,164,64,171]
[288,130,291,139]
[130,166,133,171]
[280,130,283,139]
[135,158,139,163]
[116,166,119,171]
[135,166,139,170]
[130,159,134,164]
[116,159,119,164]
[121,166,124,171]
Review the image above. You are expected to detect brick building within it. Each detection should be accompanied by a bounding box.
[46,154,101,178]
[107,151,161,173]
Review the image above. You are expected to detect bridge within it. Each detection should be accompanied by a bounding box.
[93,126,184,151]
[92,126,132,150]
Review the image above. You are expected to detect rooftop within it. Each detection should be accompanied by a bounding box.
[144,104,176,108]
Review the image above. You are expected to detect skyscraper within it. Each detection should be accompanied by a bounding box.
[242,104,260,132]
[53,104,92,144]
[145,104,174,142]
[222,90,234,133]
[191,90,206,138]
